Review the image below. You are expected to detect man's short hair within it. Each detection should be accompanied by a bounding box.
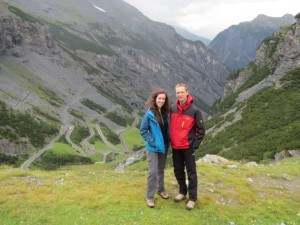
[175,83,189,91]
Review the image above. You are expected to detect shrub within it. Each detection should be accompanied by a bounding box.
[99,123,120,145]
[81,98,107,114]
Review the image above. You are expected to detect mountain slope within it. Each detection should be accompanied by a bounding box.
[208,14,295,69]
[3,0,228,108]
[199,15,300,162]
[0,0,229,158]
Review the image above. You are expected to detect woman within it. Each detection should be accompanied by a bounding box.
[140,88,170,208]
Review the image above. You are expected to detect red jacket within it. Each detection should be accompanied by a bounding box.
[170,95,205,150]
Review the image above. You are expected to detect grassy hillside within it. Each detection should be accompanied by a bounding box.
[0,158,299,225]
[199,68,300,162]
[120,127,145,150]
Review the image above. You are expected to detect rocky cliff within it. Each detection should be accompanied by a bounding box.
[1,0,229,111]
[223,16,300,100]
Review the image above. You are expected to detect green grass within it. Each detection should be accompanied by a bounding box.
[30,143,93,170]
[121,127,145,150]
[0,158,299,224]
[91,141,113,152]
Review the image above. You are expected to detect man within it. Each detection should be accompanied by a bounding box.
[170,83,205,210]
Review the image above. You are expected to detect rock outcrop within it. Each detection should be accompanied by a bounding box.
[223,17,300,101]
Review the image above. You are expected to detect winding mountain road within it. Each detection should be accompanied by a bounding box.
[116,111,140,152]
[21,125,69,170]
[65,125,88,155]
[94,124,119,152]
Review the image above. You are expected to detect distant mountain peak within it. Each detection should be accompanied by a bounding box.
[208,14,296,69]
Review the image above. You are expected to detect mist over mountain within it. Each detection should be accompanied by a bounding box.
[208,14,296,70]
[172,25,211,45]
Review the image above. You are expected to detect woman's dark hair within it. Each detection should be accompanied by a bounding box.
[148,88,169,123]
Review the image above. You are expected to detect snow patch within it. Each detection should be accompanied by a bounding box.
[93,4,106,13]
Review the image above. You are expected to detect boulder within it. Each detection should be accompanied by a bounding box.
[275,150,300,161]
[198,154,229,164]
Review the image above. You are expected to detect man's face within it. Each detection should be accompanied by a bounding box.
[175,86,188,104]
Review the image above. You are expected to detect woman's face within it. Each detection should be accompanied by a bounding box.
[156,93,166,109]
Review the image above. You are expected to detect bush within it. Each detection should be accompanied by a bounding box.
[0,101,58,148]
[104,111,134,127]
[81,98,107,114]
[69,126,89,145]
[99,123,120,145]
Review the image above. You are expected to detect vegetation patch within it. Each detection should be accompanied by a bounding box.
[81,98,107,114]
[99,123,120,145]
[69,126,89,145]
[0,101,58,148]
[239,66,273,92]
[263,31,286,59]
[104,111,134,127]
[0,153,30,167]
[7,5,44,25]
[50,23,115,56]
[68,108,84,120]
[228,68,243,80]
[31,143,93,170]
[212,93,239,114]
[32,106,60,123]
[93,84,133,113]
[200,68,300,162]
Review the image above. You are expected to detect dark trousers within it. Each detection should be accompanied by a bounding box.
[172,148,197,201]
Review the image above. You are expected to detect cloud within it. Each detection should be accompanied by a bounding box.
[123,0,298,39]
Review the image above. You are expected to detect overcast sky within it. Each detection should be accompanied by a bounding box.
[122,0,298,39]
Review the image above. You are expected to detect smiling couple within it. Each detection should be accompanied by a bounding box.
[140,83,205,210]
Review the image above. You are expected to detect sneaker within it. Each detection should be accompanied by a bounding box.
[146,198,154,208]
[173,194,186,202]
[158,192,169,199]
[186,200,196,210]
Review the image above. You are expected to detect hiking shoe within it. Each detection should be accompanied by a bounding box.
[173,194,186,202]
[146,198,154,208]
[158,192,169,199]
[186,200,196,210]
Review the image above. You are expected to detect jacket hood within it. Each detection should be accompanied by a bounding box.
[146,109,157,122]
[176,95,194,113]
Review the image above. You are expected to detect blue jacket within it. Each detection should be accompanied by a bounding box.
[140,109,170,153]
